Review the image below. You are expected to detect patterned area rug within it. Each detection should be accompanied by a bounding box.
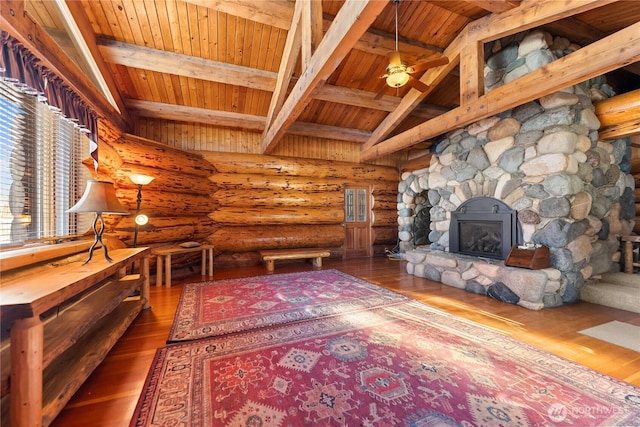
[133,301,640,426]
[167,269,410,343]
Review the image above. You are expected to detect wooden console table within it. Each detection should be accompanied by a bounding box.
[0,247,150,427]
[153,244,214,287]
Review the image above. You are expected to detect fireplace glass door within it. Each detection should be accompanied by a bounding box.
[457,220,503,258]
[450,211,516,260]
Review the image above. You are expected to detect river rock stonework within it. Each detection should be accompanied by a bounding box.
[398,30,635,309]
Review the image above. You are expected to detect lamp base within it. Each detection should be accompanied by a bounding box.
[84,213,113,264]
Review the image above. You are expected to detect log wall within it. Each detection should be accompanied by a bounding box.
[95,132,216,248]
[94,126,400,267]
[203,152,399,264]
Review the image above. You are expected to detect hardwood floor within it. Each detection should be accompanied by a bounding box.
[50,257,640,426]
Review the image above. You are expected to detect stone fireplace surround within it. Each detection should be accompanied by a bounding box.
[397,30,635,310]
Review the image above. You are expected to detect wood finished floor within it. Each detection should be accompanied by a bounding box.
[50,256,640,426]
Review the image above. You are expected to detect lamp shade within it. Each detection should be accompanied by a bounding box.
[68,180,130,214]
[129,173,155,186]
[386,68,411,88]
[135,213,149,225]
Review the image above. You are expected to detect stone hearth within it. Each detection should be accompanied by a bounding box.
[405,249,561,310]
[397,30,635,309]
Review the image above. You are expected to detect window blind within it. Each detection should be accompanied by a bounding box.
[0,79,91,246]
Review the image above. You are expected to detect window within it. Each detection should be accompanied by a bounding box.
[344,188,368,223]
[0,79,92,247]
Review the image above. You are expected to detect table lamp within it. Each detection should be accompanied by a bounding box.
[68,180,129,264]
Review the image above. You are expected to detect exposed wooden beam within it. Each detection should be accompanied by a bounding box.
[466,0,618,43]
[361,20,640,161]
[302,0,323,68]
[128,99,265,131]
[313,84,400,112]
[57,0,126,115]
[1,0,127,130]
[97,39,278,92]
[126,99,370,143]
[96,38,450,120]
[288,122,371,143]
[312,84,450,118]
[184,0,294,30]
[459,36,483,106]
[261,0,388,154]
[263,1,302,133]
[186,0,442,66]
[467,1,521,14]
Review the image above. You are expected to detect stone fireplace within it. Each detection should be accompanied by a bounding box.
[397,30,636,309]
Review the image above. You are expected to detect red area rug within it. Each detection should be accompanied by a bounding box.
[132,301,640,426]
[167,269,410,343]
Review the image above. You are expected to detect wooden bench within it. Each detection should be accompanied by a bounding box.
[153,244,214,287]
[259,248,330,272]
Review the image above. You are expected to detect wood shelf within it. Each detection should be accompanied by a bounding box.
[41,300,143,426]
[0,275,142,400]
[42,275,141,370]
[0,248,150,427]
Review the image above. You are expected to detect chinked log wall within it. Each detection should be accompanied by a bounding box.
[95,129,399,268]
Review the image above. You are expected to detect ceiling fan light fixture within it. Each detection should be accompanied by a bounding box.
[385,66,411,88]
[385,0,410,89]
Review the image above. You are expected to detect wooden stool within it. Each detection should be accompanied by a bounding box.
[153,244,214,287]
[621,236,640,274]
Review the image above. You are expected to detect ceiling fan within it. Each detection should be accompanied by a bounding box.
[377,0,449,97]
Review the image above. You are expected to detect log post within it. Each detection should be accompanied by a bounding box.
[141,255,151,309]
[10,317,43,427]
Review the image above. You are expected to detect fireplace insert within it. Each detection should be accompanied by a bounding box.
[449,197,520,260]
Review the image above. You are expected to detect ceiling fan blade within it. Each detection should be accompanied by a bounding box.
[411,56,450,73]
[407,76,429,92]
[388,51,403,67]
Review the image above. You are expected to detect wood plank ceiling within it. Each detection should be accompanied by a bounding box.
[10,0,640,162]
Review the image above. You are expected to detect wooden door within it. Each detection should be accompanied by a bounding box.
[343,186,372,258]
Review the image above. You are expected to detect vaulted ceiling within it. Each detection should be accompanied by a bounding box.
[4,0,640,163]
